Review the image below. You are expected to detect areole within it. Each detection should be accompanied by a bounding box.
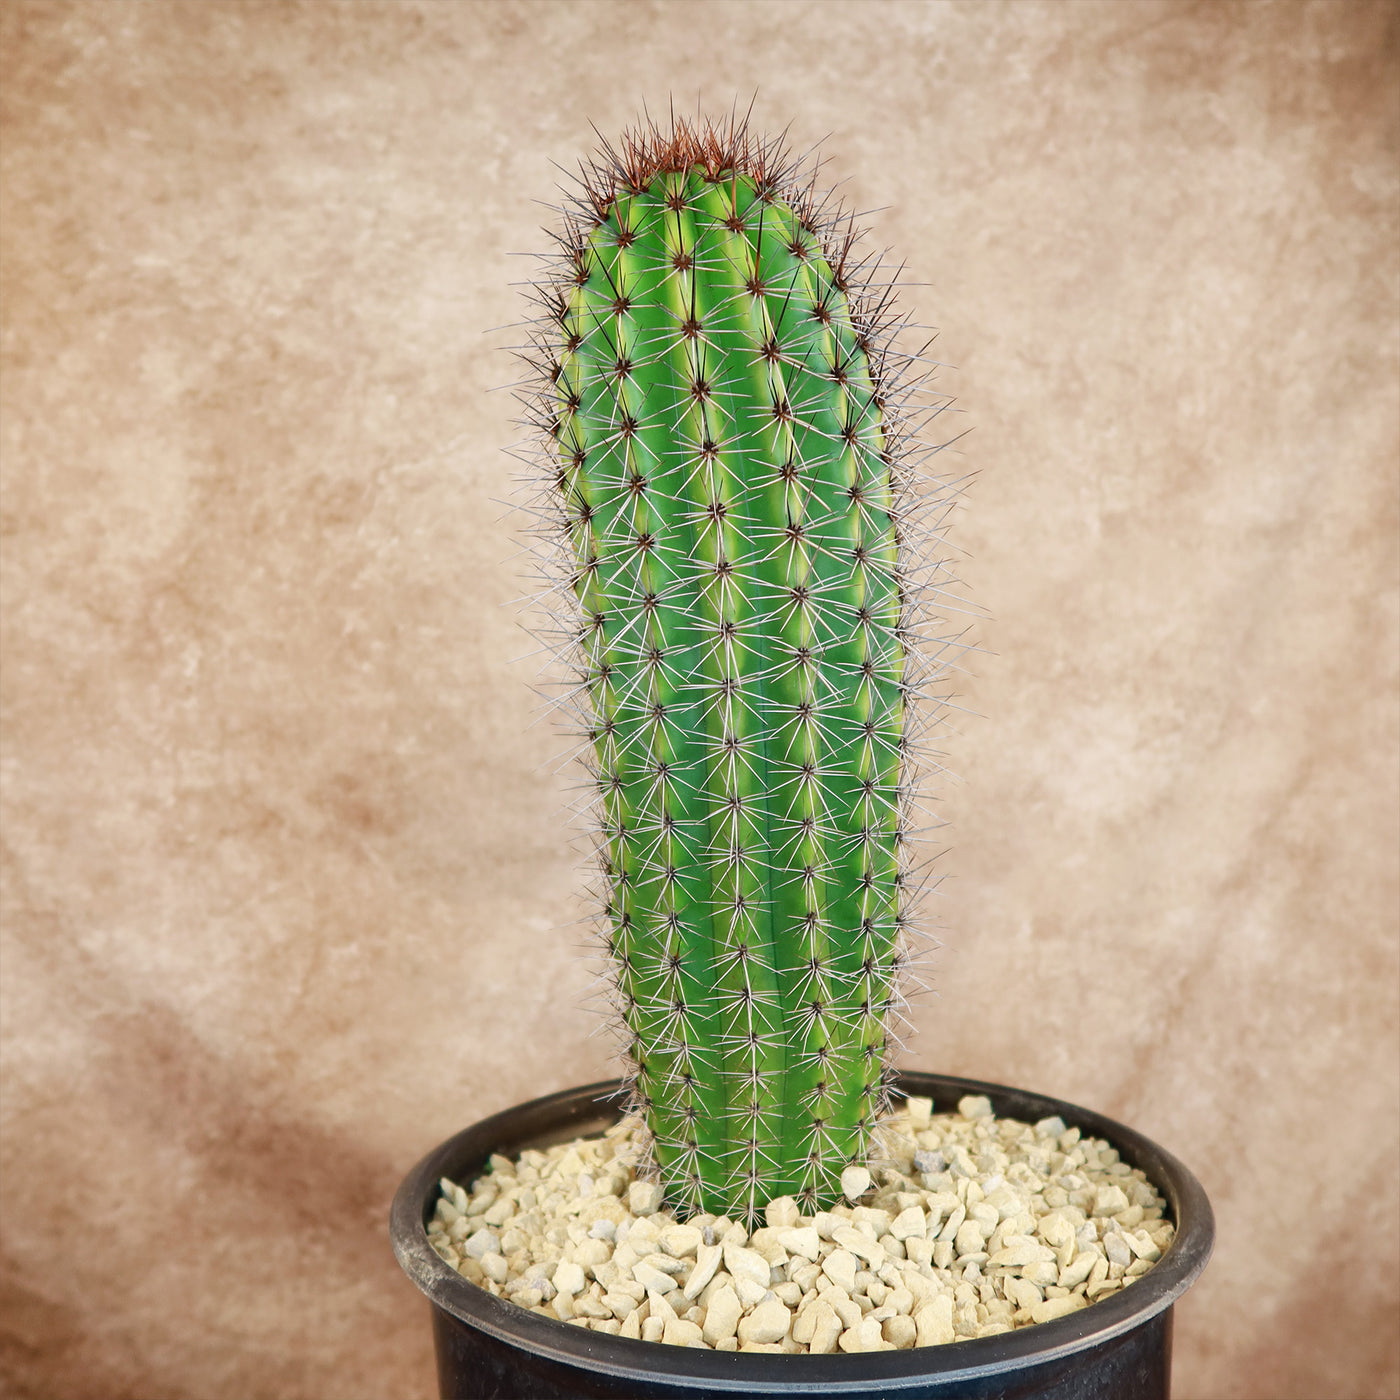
[391,1070,1214,1399]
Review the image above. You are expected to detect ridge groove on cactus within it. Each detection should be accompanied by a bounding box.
[509,110,972,1222]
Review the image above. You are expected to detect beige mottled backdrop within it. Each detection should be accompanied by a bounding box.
[2,1,1396,1397]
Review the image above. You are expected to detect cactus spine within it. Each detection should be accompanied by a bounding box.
[517,115,954,1220]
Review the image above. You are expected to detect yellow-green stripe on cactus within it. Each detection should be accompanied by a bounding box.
[518,116,949,1220]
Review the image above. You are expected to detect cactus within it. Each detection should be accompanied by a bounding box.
[515,112,960,1221]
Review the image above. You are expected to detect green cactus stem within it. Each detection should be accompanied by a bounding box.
[516,114,957,1220]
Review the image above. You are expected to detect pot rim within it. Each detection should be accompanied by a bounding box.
[391,1071,1213,1392]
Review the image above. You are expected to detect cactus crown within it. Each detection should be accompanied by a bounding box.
[513,111,964,1221]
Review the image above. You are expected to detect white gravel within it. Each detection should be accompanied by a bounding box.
[426,1093,1175,1353]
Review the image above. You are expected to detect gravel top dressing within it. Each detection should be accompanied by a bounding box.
[427,1094,1175,1354]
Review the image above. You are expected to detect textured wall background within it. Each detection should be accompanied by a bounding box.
[2,2,1396,1397]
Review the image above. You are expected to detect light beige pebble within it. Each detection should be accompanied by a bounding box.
[552,1260,586,1297]
[808,1300,842,1354]
[641,1315,664,1343]
[738,1296,792,1346]
[734,1275,770,1308]
[778,1226,822,1262]
[574,1291,613,1319]
[628,1181,664,1215]
[926,1190,959,1222]
[682,1243,722,1299]
[827,1291,864,1331]
[1059,1253,1097,1289]
[574,1238,612,1268]
[1031,1294,1088,1324]
[984,1188,1022,1221]
[648,1289,679,1327]
[719,1220,748,1246]
[740,1341,785,1353]
[462,1228,500,1260]
[889,1206,927,1241]
[821,1249,858,1293]
[601,1291,638,1320]
[641,1252,688,1278]
[1126,1230,1162,1262]
[864,1314,892,1349]
[958,1096,994,1120]
[633,1261,679,1295]
[904,1237,935,1270]
[620,1304,646,1340]
[664,1317,705,1346]
[792,1303,818,1345]
[840,1315,889,1353]
[841,1165,872,1200]
[955,1221,986,1257]
[481,1253,510,1284]
[746,1231,789,1267]
[833,1227,886,1270]
[914,1295,956,1346]
[714,1337,739,1352]
[1095,1184,1131,1216]
[853,1206,892,1232]
[723,1242,772,1289]
[954,1301,980,1338]
[659,1225,703,1258]
[838,1325,866,1353]
[990,1239,1055,1268]
[968,1202,1000,1233]
[883,1314,918,1349]
[701,1284,741,1343]
[905,1096,934,1128]
[765,1196,801,1229]
[1004,1276,1043,1312]
[1103,1233,1133,1267]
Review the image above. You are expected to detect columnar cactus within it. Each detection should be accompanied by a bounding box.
[516,114,959,1221]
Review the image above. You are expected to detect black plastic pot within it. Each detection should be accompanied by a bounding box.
[391,1072,1213,1399]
